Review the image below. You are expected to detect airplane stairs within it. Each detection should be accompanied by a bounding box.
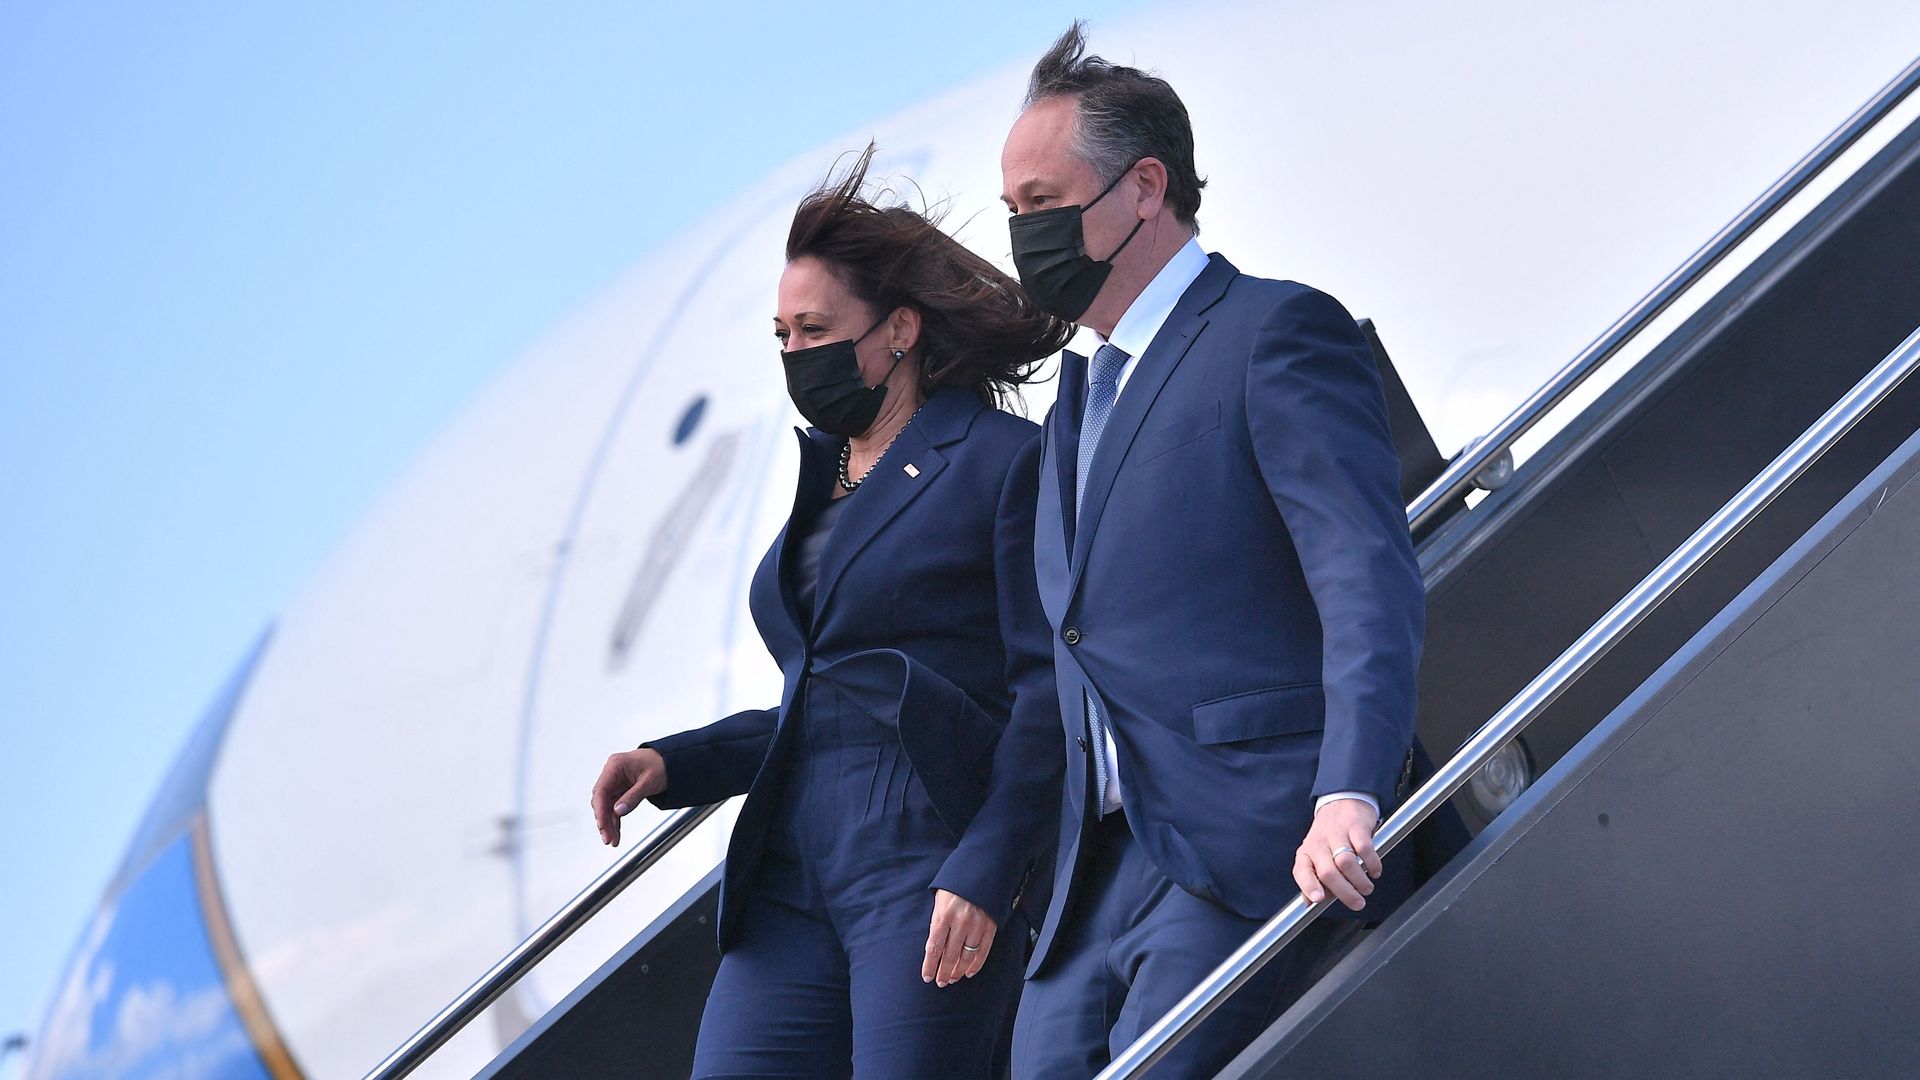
[1225,407,1920,1078]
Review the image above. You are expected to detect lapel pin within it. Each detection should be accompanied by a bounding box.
[903,463,921,478]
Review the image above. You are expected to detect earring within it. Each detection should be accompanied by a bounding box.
[891,349,905,361]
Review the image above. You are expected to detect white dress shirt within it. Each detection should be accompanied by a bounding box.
[1088,238,1379,821]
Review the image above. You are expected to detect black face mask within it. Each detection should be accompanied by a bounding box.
[780,314,904,437]
[1008,164,1148,322]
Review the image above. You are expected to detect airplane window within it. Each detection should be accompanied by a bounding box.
[673,395,708,446]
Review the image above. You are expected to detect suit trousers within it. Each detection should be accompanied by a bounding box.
[1011,809,1365,1080]
[691,679,1023,1079]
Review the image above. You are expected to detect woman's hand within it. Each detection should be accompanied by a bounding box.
[591,747,667,846]
[923,889,998,988]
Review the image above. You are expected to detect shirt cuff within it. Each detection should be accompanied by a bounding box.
[1315,790,1379,816]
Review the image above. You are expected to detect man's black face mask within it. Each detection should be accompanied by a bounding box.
[1008,163,1146,322]
[780,314,902,437]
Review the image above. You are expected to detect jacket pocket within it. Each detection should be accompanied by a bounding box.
[1131,401,1222,465]
[1190,682,1325,745]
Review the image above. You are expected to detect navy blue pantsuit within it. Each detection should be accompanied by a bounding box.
[1010,811,1364,1079]
[645,387,1063,1079]
[691,676,1024,1077]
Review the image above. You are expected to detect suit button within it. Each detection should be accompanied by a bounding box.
[1077,735,1089,751]
[1063,627,1081,645]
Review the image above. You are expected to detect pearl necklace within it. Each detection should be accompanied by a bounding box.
[838,404,925,492]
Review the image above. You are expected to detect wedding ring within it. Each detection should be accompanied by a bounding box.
[1331,845,1356,860]
[961,943,981,953]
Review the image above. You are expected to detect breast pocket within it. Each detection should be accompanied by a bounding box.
[1130,401,1222,466]
[1190,682,1325,745]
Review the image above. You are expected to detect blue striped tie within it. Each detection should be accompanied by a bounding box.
[1076,343,1129,815]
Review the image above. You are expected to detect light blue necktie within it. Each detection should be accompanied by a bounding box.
[1076,343,1130,816]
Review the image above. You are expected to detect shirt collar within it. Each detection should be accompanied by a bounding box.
[1100,237,1210,360]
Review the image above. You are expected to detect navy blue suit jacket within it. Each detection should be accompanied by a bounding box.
[646,386,1061,950]
[1024,253,1428,973]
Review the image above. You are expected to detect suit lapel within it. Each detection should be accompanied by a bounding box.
[810,389,976,624]
[1034,406,1073,627]
[1068,255,1237,597]
[1053,349,1087,553]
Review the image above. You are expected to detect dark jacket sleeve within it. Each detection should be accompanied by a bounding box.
[1246,286,1425,805]
[928,434,1065,925]
[643,706,779,809]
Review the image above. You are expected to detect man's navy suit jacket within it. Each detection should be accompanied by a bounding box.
[1018,252,1429,974]
[646,386,1062,951]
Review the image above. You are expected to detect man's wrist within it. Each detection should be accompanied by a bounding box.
[1314,791,1379,817]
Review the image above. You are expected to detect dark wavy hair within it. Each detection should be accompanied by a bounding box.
[786,145,1074,406]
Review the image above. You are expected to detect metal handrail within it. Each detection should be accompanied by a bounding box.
[1099,325,1920,1079]
[365,801,723,1080]
[1406,54,1920,532]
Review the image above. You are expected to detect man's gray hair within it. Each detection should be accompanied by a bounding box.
[1024,20,1206,227]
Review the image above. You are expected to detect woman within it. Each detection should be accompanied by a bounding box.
[589,148,1070,1079]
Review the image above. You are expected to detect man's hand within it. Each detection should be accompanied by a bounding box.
[590,747,667,846]
[923,889,998,988]
[1292,797,1381,911]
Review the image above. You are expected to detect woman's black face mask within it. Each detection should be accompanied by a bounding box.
[779,313,903,437]
[1008,163,1147,322]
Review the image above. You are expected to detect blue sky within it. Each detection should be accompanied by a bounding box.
[0,1,1149,1063]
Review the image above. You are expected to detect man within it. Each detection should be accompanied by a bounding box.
[997,23,1430,1077]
